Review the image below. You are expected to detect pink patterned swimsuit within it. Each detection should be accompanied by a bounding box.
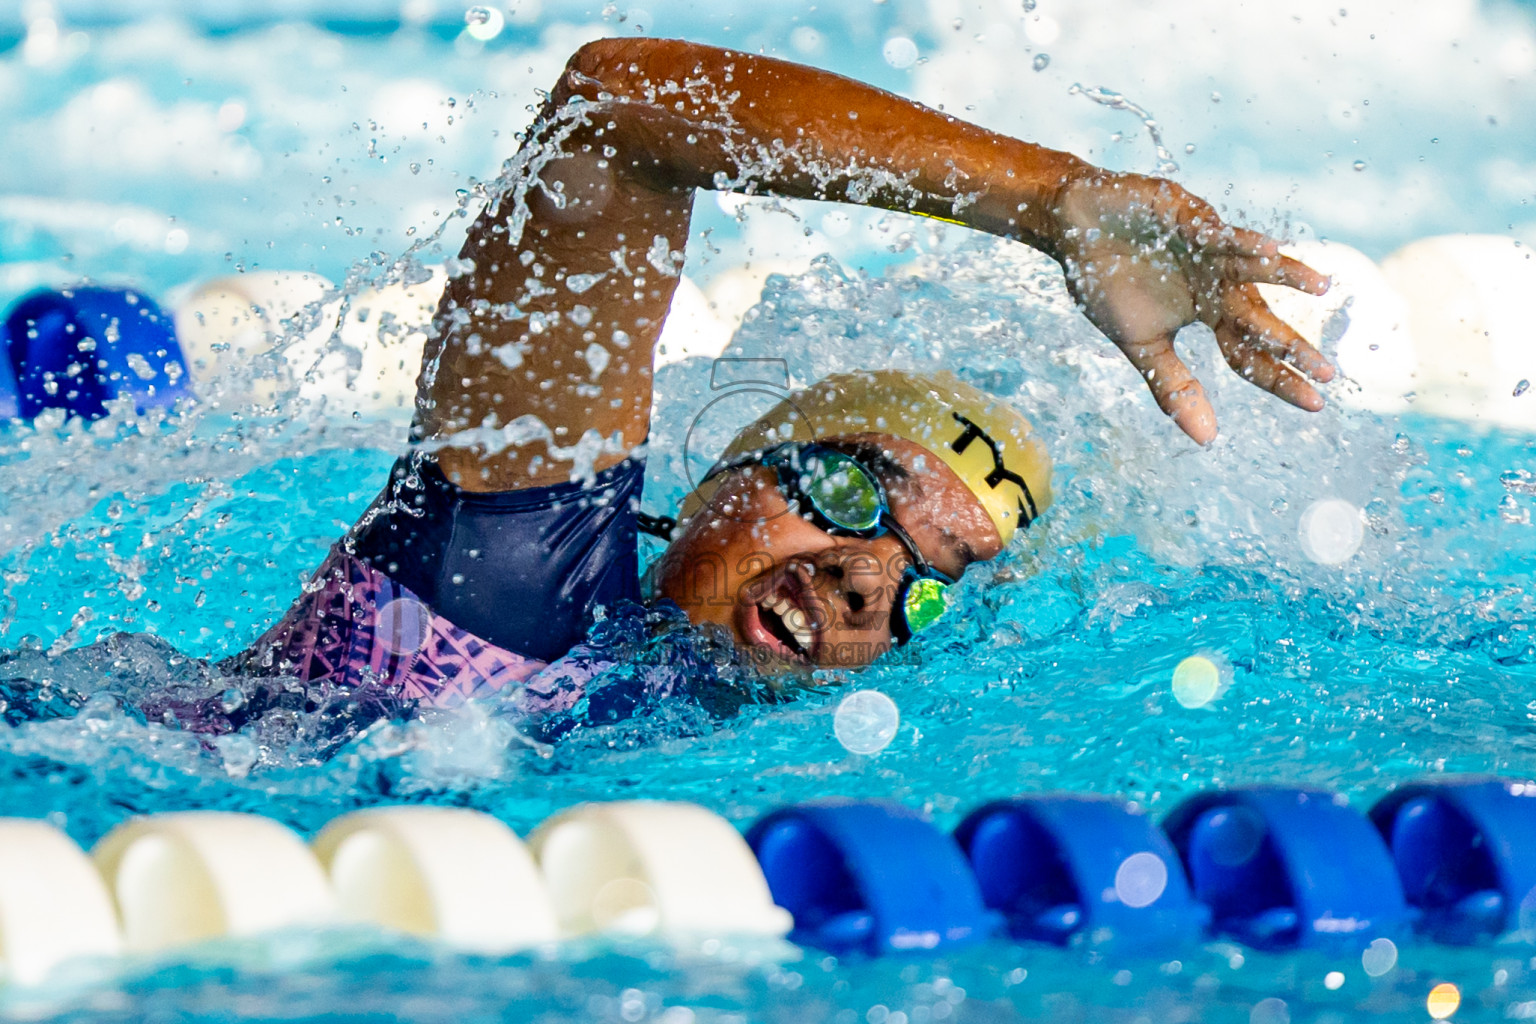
[238,455,645,715]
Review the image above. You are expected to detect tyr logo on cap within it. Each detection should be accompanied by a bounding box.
[949,412,1040,527]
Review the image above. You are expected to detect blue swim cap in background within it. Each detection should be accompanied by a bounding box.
[2,286,192,421]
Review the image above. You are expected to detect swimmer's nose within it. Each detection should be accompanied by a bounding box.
[804,547,896,635]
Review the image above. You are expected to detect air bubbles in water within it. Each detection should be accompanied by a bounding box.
[883,36,918,70]
[834,690,899,755]
[1360,937,1398,977]
[1515,378,1530,397]
[1353,160,1367,171]
[1299,498,1365,565]
[1324,971,1345,990]
[1032,53,1051,71]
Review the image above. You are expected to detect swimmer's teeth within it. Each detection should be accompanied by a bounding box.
[783,606,814,653]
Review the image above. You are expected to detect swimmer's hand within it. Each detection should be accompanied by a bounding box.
[1049,170,1334,444]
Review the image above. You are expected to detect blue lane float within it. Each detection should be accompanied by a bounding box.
[0,331,18,420]
[1371,777,1536,944]
[1162,787,1413,950]
[745,800,1000,955]
[955,795,1208,948]
[1,286,191,420]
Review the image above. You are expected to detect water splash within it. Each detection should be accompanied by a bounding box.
[1067,83,1180,176]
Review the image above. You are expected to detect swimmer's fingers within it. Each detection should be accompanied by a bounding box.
[1116,333,1217,445]
[1166,191,1274,254]
[1211,253,1331,296]
[1221,284,1337,383]
[1164,194,1330,292]
[1215,328,1323,412]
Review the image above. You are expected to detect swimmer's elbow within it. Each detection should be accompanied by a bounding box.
[565,38,636,75]
[557,38,698,102]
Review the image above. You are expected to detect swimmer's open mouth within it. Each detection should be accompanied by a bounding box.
[739,570,820,661]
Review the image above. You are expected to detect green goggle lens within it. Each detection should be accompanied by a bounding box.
[797,450,884,533]
[902,575,951,634]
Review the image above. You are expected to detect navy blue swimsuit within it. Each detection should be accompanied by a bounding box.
[350,456,645,663]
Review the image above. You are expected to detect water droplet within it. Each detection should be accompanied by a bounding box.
[378,597,431,654]
[1114,852,1169,907]
[834,690,899,755]
[1426,983,1460,1020]
[1299,498,1365,564]
[882,36,918,69]
[1361,937,1398,977]
[1185,143,1196,154]
[1250,997,1289,1024]
[1515,378,1530,397]
[1353,160,1367,171]
[1022,0,1037,10]
[1032,53,1050,71]
[463,5,504,41]
[1172,655,1222,708]
[214,733,259,778]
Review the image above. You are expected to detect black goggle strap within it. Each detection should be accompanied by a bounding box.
[881,512,955,644]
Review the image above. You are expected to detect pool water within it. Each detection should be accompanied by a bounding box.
[4,2,1536,1022]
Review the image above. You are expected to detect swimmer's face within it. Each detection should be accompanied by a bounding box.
[651,434,1003,672]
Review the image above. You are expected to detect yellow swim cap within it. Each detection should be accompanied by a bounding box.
[695,369,1052,545]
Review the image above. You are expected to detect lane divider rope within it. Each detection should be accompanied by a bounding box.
[0,778,1531,985]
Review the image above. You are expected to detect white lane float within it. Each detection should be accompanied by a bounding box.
[528,801,793,939]
[1379,234,1536,429]
[92,812,335,953]
[1256,239,1416,414]
[172,270,335,408]
[173,267,444,424]
[289,268,444,423]
[312,806,557,952]
[0,819,121,984]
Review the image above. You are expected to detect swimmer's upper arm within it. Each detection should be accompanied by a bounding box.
[415,38,1089,492]
[415,45,694,492]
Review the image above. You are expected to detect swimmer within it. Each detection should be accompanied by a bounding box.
[232,39,1332,714]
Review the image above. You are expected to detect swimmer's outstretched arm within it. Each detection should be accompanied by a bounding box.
[418,38,1332,490]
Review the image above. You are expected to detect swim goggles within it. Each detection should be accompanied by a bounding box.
[704,442,955,643]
